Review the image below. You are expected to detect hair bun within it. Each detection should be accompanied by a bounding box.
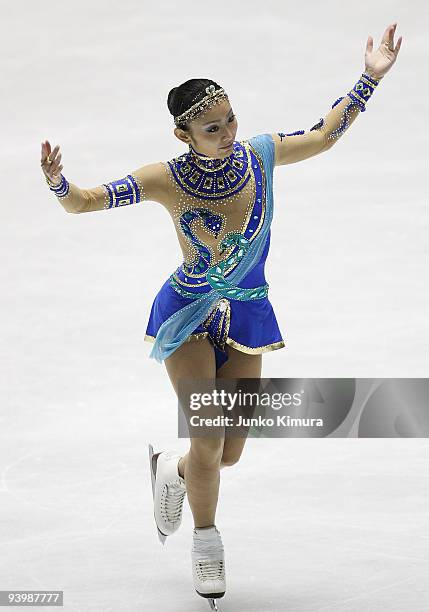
[167,87,180,115]
[167,79,222,125]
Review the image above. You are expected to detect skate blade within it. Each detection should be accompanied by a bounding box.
[148,443,167,546]
[196,596,219,611]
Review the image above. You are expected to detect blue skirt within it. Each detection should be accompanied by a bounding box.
[144,276,286,371]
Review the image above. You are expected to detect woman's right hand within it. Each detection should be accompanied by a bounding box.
[41,140,64,186]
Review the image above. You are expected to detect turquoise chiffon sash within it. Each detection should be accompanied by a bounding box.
[149,133,275,363]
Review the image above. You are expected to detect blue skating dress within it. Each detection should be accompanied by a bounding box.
[144,133,285,370]
[45,72,382,372]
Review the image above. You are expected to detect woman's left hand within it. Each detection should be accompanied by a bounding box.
[365,22,403,80]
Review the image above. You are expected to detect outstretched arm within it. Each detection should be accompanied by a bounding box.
[272,22,402,166]
[40,140,169,213]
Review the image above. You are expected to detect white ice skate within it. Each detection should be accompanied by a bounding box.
[148,444,187,545]
[191,525,226,610]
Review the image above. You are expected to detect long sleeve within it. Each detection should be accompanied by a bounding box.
[311,95,361,149]
[272,72,382,166]
[45,161,169,213]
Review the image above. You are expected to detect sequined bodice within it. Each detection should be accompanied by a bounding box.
[162,139,268,292]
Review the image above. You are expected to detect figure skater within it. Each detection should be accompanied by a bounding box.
[40,23,401,610]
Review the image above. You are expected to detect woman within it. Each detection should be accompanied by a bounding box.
[40,23,401,610]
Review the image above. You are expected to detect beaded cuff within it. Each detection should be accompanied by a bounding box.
[101,174,143,209]
[347,72,382,112]
[45,174,70,198]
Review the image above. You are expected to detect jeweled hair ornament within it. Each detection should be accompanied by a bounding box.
[173,85,229,127]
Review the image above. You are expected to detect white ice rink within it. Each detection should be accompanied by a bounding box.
[2,1,429,610]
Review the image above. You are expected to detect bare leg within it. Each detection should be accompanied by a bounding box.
[216,345,262,469]
[164,337,224,528]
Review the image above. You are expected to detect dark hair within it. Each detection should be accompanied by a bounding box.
[167,78,223,132]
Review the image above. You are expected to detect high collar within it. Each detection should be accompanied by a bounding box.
[168,139,251,201]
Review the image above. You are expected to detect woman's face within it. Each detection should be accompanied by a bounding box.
[174,99,238,159]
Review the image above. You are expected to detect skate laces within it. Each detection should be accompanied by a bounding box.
[193,532,225,581]
[161,479,186,523]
